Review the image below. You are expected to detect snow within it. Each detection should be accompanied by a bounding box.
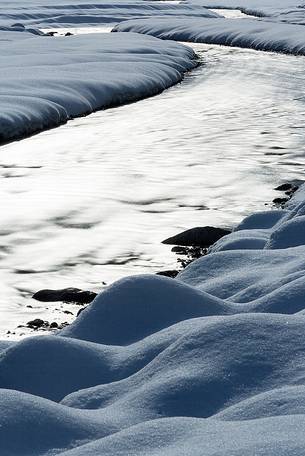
[187,0,304,21]
[0,30,196,143]
[0,0,220,28]
[3,0,305,453]
[114,16,305,55]
[2,185,305,454]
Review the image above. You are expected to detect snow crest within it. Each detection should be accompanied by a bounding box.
[3,186,305,454]
[0,30,196,143]
[114,16,305,55]
[0,0,220,28]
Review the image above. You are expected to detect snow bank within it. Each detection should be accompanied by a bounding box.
[2,185,305,454]
[0,30,196,143]
[114,16,305,55]
[188,0,303,20]
[0,0,220,28]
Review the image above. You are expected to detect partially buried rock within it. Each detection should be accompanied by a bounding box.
[273,197,289,206]
[27,318,46,329]
[156,270,179,278]
[162,226,231,248]
[171,246,188,255]
[274,183,294,192]
[32,287,97,305]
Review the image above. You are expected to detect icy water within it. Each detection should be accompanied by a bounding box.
[2,41,305,336]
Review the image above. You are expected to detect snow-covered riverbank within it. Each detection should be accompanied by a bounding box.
[0,0,220,27]
[2,41,305,339]
[2,185,305,455]
[114,16,305,54]
[0,29,196,143]
[3,1,305,455]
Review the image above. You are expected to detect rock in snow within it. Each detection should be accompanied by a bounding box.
[0,29,196,143]
[162,226,231,247]
[33,287,97,304]
[2,185,305,454]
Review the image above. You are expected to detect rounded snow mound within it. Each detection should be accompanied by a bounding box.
[62,314,305,420]
[61,274,229,345]
[265,215,305,249]
[0,389,105,456]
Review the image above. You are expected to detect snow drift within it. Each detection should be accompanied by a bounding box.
[2,185,305,454]
[114,16,305,55]
[0,29,196,143]
[0,0,220,28]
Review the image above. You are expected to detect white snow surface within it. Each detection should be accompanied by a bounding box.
[189,0,305,23]
[114,16,305,54]
[0,0,220,27]
[2,186,305,454]
[0,29,196,143]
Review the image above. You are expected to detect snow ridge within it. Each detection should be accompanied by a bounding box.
[114,16,305,55]
[0,30,196,143]
[0,0,220,28]
[2,186,305,454]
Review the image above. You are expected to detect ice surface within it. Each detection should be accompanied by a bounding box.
[2,186,305,454]
[0,30,196,143]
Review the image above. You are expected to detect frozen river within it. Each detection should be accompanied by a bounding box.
[1,37,305,335]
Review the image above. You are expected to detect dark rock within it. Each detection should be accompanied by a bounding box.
[50,322,58,329]
[46,31,56,36]
[65,32,73,36]
[274,183,293,192]
[273,197,289,206]
[162,226,231,248]
[171,246,188,255]
[26,305,33,308]
[177,246,207,269]
[27,318,46,329]
[156,270,179,278]
[32,287,97,305]
[63,310,73,315]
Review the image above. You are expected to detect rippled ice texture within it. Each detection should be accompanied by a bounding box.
[1,44,305,335]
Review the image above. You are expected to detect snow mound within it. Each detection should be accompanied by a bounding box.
[58,415,305,456]
[60,275,230,345]
[0,389,105,456]
[113,16,305,55]
[4,184,305,452]
[61,314,305,417]
[266,215,305,249]
[0,31,196,143]
[0,0,220,28]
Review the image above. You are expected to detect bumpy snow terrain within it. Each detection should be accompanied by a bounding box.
[1,185,305,454]
[0,29,196,143]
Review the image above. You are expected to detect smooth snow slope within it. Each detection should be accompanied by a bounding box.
[3,186,305,454]
[114,16,305,54]
[0,29,196,143]
[0,0,220,27]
